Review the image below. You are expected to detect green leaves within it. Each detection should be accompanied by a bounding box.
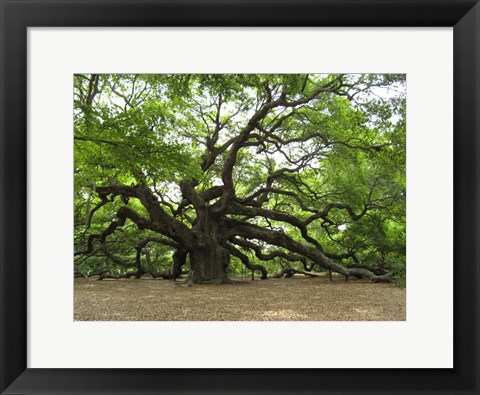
[74,74,202,187]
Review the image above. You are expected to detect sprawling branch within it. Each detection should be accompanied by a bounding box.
[136,236,179,250]
[216,79,344,214]
[95,184,195,246]
[175,185,223,215]
[230,237,312,271]
[224,219,393,282]
[228,202,323,250]
[225,243,268,279]
[74,208,128,256]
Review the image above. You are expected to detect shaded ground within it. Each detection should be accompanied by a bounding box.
[74,275,406,321]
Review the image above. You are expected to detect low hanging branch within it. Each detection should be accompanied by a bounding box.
[229,237,312,271]
[225,243,268,279]
[225,219,394,283]
[272,268,323,279]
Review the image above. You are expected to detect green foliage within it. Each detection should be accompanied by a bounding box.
[393,265,407,288]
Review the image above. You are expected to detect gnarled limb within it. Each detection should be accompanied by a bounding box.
[272,268,323,278]
[225,243,268,279]
[230,237,311,269]
[225,219,394,283]
[96,184,195,247]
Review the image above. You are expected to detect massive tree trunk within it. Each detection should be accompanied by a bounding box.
[187,239,230,285]
[184,209,231,285]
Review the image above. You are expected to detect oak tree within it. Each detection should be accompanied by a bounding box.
[74,74,406,285]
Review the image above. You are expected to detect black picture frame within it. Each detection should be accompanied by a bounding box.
[1,1,479,394]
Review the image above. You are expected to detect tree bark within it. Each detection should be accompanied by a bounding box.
[184,210,231,285]
[172,248,187,281]
[186,239,230,285]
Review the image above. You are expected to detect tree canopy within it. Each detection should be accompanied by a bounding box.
[74,74,406,286]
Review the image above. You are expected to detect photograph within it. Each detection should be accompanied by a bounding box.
[73,73,406,321]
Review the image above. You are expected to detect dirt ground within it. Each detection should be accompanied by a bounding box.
[74,275,406,321]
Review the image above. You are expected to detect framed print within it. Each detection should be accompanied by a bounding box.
[0,1,479,394]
